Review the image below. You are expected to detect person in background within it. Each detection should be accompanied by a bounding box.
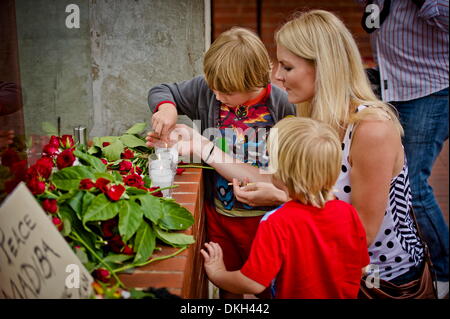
[145,27,295,298]
[0,81,21,149]
[201,117,369,299]
[359,0,449,298]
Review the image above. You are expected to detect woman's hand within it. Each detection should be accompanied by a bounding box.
[146,123,212,158]
[232,178,289,207]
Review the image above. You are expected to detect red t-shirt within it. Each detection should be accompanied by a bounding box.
[240,200,369,299]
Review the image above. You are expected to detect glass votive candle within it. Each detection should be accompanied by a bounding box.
[148,153,176,198]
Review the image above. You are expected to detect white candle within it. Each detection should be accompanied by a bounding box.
[150,168,174,198]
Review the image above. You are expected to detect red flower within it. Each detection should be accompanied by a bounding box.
[48,135,60,147]
[101,218,118,238]
[134,166,143,175]
[95,178,110,193]
[10,159,27,180]
[56,148,75,170]
[34,157,54,179]
[60,135,74,149]
[121,149,134,159]
[123,174,144,188]
[176,167,185,175]
[52,217,63,231]
[43,143,59,156]
[148,187,163,197]
[106,184,125,201]
[118,160,132,173]
[108,235,133,255]
[102,142,110,147]
[1,148,20,167]
[122,244,134,255]
[108,235,125,253]
[80,178,95,190]
[26,178,46,195]
[93,268,111,283]
[100,158,108,165]
[41,198,58,214]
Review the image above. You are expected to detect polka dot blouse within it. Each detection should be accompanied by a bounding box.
[333,105,424,281]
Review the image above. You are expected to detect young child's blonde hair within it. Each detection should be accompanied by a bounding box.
[204,27,271,94]
[268,117,341,208]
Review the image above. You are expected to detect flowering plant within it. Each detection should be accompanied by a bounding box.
[1,123,194,298]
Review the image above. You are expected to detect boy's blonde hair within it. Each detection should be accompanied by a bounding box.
[268,117,341,208]
[275,10,403,136]
[204,27,271,93]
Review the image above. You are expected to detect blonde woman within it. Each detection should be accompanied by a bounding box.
[233,10,425,287]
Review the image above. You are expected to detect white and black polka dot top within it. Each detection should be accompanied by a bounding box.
[333,105,424,281]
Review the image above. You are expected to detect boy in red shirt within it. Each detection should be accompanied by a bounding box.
[201,117,369,298]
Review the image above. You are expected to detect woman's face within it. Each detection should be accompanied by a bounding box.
[275,45,316,104]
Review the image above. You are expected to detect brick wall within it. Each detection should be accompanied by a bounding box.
[213,0,375,67]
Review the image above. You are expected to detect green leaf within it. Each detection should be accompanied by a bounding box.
[67,190,84,216]
[129,289,155,299]
[83,194,120,223]
[126,187,148,195]
[59,205,97,253]
[125,122,147,135]
[135,194,162,224]
[41,121,58,136]
[93,136,119,148]
[52,166,95,191]
[112,170,123,183]
[102,254,133,265]
[159,201,194,230]
[103,140,124,161]
[143,175,151,188]
[120,134,147,148]
[154,225,195,247]
[81,191,96,217]
[133,222,155,264]
[60,213,72,236]
[74,247,89,264]
[118,201,143,242]
[94,172,115,182]
[73,150,106,173]
[87,145,101,155]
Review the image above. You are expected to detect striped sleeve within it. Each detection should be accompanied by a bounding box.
[418,0,449,31]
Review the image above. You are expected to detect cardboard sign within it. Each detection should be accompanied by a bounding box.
[0,183,93,299]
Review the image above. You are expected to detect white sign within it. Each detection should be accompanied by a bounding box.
[0,183,93,299]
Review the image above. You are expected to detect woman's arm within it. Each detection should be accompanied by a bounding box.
[158,124,273,183]
[349,119,403,246]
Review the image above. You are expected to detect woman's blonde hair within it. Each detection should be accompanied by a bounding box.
[268,117,341,208]
[275,10,403,135]
[204,27,271,93]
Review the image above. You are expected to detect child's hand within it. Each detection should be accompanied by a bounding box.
[200,242,227,280]
[151,103,178,141]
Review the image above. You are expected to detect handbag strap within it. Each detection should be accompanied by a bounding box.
[408,206,438,296]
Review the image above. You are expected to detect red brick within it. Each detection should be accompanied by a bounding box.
[139,255,187,272]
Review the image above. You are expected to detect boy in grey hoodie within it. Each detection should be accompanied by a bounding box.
[146,27,295,298]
